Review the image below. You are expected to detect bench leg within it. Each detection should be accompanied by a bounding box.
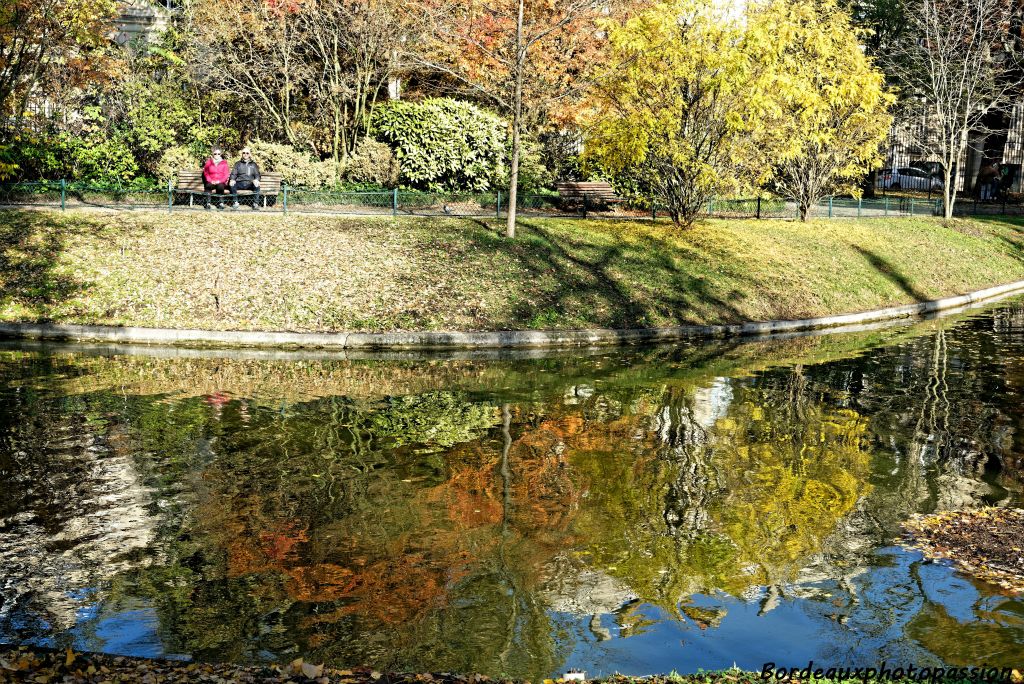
[189,194,193,207]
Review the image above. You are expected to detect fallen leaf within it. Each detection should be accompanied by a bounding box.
[302,662,325,678]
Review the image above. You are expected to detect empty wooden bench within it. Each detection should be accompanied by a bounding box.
[176,170,283,208]
[556,181,624,210]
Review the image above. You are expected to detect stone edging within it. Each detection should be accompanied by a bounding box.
[1,280,1023,350]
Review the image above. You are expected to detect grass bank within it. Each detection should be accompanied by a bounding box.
[1,210,1023,333]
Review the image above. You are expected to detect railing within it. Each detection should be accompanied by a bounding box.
[0,180,168,210]
[0,180,957,220]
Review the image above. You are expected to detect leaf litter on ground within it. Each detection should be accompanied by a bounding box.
[2,648,1022,684]
[900,507,1024,593]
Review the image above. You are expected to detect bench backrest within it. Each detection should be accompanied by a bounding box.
[557,181,620,199]
[176,170,283,193]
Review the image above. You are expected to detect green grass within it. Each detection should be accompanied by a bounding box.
[1,209,1023,333]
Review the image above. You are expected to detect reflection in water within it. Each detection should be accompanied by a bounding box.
[1,301,1024,677]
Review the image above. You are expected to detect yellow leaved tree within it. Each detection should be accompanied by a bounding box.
[584,0,767,226]
[584,0,893,225]
[748,0,894,221]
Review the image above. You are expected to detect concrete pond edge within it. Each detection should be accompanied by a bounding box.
[2,279,1024,351]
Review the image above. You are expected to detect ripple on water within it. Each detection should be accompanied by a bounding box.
[1,299,1023,675]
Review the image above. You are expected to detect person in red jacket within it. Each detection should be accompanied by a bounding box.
[202,147,231,210]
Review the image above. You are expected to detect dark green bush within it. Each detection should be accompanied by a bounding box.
[69,134,140,185]
[371,98,507,192]
[344,138,399,187]
[1,129,139,185]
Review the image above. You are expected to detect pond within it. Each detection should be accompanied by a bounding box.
[1,300,1023,679]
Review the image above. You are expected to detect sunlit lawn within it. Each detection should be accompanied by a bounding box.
[0,209,1022,333]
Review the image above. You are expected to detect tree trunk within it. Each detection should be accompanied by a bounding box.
[500,403,512,532]
[505,0,525,239]
[863,169,878,199]
[944,129,968,220]
[943,165,954,220]
[333,37,342,186]
[333,101,342,185]
[507,107,522,238]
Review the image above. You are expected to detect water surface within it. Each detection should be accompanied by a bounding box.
[1,301,1023,678]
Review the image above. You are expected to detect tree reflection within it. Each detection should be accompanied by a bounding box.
[1,300,1024,674]
[564,376,872,616]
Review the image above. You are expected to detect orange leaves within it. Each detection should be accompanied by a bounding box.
[0,0,121,117]
[420,0,619,126]
[285,563,359,602]
[294,556,453,625]
[424,461,505,528]
[260,523,310,562]
[265,0,305,16]
[224,518,309,576]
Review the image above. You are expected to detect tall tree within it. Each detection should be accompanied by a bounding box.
[0,0,117,132]
[187,0,309,146]
[842,0,911,60]
[414,0,615,237]
[584,0,766,226]
[839,0,910,197]
[751,0,893,221]
[889,0,1024,218]
[297,0,413,176]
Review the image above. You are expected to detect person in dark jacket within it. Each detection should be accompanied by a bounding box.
[229,147,262,210]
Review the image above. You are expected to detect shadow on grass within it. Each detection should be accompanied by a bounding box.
[0,212,109,321]
[503,219,749,328]
[853,246,928,302]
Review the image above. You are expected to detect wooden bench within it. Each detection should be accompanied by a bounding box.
[176,170,283,208]
[557,181,624,210]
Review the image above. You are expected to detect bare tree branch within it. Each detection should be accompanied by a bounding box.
[888,0,1024,218]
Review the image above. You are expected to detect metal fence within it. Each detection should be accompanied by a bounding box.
[699,195,940,219]
[0,181,168,210]
[0,179,956,220]
[884,102,1024,197]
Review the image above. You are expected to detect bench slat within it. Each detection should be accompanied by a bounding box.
[557,181,624,204]
[176,170,283,194]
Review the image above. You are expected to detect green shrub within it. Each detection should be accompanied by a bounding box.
[0,133,71,180]
[497,138,552,194]
[155,145,201,181]
[540,131,586,183]
[580,156,656,208]
[371,98,507,192]
[69,134,139,185]
[245,140,335,189]
[120,81,196,176]
[0,145,15,181]
[344,138,399,187]
[189,125,241,162]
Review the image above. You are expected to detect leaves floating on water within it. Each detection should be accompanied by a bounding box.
[901,507,1024,593]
